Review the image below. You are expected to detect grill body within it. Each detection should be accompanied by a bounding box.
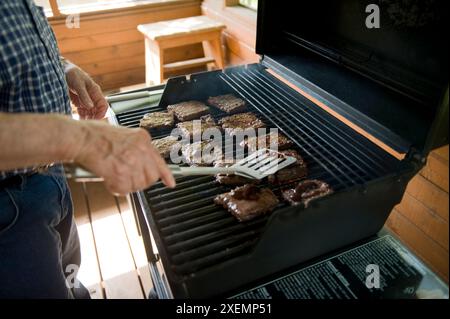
[115,64,419,298]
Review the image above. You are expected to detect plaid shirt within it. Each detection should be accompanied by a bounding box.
[0,0,71,180]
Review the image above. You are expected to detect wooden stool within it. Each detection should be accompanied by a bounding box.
[138,16,226,85]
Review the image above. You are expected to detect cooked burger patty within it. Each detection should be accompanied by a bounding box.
[181,140,222,166]
[152,136,180,159]
[139,111,174,130]
[207,94,246,114]
[242,131,294,151]
[176,115,221,139]
[167,101,210,121]
[282,179,333,207]
[213,159,260,186]
[268,149,308,184]
[214,184,279,222]
[218,112,265,136]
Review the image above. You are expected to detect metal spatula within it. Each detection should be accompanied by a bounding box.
[64,148,297,182]
[169,148,297,180]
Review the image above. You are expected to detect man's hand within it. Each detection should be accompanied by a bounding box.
[65,63,108,120]
[74,120,176,195]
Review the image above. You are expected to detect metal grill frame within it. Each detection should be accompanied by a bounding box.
[114,63,420,298]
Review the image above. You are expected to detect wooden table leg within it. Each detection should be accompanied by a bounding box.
[205,35,225,70]
[145,38,164,85]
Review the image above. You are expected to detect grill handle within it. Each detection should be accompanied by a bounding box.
[106,91,152,103]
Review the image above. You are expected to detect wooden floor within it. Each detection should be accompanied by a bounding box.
[69,180,153,299]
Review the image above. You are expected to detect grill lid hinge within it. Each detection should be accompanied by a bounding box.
[405,147,427,167]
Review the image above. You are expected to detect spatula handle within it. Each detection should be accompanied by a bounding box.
[65,165,235,181]
[168,165,234,176]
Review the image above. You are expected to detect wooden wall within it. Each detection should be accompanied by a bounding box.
[387,145,449,282]
[202,0,259,66]
[49,0,203,91]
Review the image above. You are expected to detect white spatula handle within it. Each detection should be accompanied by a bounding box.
[168,165,235,176]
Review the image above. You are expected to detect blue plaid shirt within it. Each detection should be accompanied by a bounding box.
[0,0,71,179]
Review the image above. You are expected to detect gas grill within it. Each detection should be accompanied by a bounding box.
[109,0,448,298]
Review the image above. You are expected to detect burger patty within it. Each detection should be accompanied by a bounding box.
[241,131,294,151]
[167,101,210,121]
[267,149,307,184]
[282,179,333,208]
[214,184,279,222]
[152,136,180,159]
[176,115,221,139]
[207,94,247,114]
[139,111,174,130]
[218,112,265,136]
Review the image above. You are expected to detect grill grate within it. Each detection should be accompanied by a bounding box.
[115,66,401,278]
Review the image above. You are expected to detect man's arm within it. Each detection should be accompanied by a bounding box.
[0,113,81,170]
[0,112,175,194]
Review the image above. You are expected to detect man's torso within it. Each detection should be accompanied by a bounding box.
[0,0,71,179]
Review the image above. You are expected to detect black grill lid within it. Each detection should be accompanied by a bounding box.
[256,0,448,156]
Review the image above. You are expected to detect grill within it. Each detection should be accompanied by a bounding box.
[113,0,448,298]
[115,65,411,298]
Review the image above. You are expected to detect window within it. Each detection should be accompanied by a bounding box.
[34,0,181,16]
[239,0,258,11]
[224,0,258,26]
[34,0,54,16]
[57,0,168,14]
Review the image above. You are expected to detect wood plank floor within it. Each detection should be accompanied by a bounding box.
[69,180,152,299]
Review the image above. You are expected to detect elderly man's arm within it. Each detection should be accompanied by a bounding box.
[0,112,175,194]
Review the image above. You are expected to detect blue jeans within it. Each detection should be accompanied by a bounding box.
[0,165,88,298]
